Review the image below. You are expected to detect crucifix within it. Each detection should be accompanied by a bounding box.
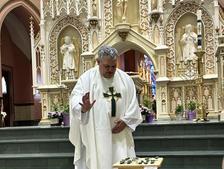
[103,87,121,117]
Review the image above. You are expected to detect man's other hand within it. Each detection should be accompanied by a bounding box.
[112,120,126,134]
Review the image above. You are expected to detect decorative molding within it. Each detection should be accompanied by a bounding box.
[115,23,131,41]
[49,16,89,84]
[165,1,215,77]
[104,0,113,37]
[43,0,88,18]
[139,0,149,36]
[88,16,99,29]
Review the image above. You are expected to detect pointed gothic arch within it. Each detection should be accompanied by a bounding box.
[0,1,40,126]
[48,16,89,84]
[165,1,215,77]
[92,28,158,71]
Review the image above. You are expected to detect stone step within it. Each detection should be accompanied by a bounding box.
[0,123,223,169]
[134,135,224,151]
[157,156,223,169]
[136,153,223,169]
[0,153,74,169]
[0,138,73,154]
[134,134,224,139]
[137,151,224,156]
[134,122,224,136]
[0,126,69,140]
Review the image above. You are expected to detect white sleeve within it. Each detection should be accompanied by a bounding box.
[70,74,90,125]
[120,75,143,131]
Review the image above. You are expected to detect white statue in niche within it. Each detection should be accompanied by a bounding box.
[173,89,179,99]
[171,97,177,113]
[204,86,209,97]
[180,24,197,60]
[177,97,182,106]
[207,95,213,110]
[60,36,76,71]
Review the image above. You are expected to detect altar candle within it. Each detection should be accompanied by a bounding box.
[197,10,202,49]
[197,9,202,21]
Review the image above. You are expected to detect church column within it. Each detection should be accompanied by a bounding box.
[30,17,37,94]
[87,0,91,18]
[50,0,55,19]
[155,46,170,119]
[40,46,47,84]
[159,16,164,45]
[88,0,99,51]
[148,0,151,13]
[214,0,220,47]
[216,34,224,120]
[40,0,47,85]
[214,0,219,29]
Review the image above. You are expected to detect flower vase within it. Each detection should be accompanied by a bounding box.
[146,113,154,123]
[62,113,70,126]
[187,111,196,120]
[176,113,183,121]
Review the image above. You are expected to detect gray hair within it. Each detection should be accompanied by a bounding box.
[98,45,118,60]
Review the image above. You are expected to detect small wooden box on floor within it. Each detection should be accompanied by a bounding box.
[113,157,163,169]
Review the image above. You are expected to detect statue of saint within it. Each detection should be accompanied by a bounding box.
[180,24,197,60]
[171,97,177,113]
[207,95,213,110]
[92,0,97,16]
[116,0,128,22]
[60,36,76,71]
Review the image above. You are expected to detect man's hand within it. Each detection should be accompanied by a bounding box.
[112,120,127,134]
[79,92,96,113]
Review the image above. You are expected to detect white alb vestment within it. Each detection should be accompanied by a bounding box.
[69,66,142,169]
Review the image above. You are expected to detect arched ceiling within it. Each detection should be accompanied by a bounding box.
[3,6,39,60]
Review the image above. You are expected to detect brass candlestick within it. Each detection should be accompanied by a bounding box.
[194,49,209,121]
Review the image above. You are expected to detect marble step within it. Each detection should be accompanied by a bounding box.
[0,138,73,154]
[158,156,222,169]
[137,150,224,156]
[136,153,223,169]
[0,123,223,169]
[1,122,223,140]
[134,134,224,139]
[0,136,223,154]
[0,153,73,169]
[134,122,224,137]
[0,126,69,140]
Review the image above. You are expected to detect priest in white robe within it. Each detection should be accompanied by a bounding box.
[69,45,142,169]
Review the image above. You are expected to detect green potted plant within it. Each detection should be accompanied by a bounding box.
[175,104,184,120]
[48,103,63,126]
[187,101,197,120]
[141,95,154,123]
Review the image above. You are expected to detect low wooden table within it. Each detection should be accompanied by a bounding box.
[113,157,163,169]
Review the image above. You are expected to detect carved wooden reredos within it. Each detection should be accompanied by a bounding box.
[49,16,89,84]
[165,1,215,77]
